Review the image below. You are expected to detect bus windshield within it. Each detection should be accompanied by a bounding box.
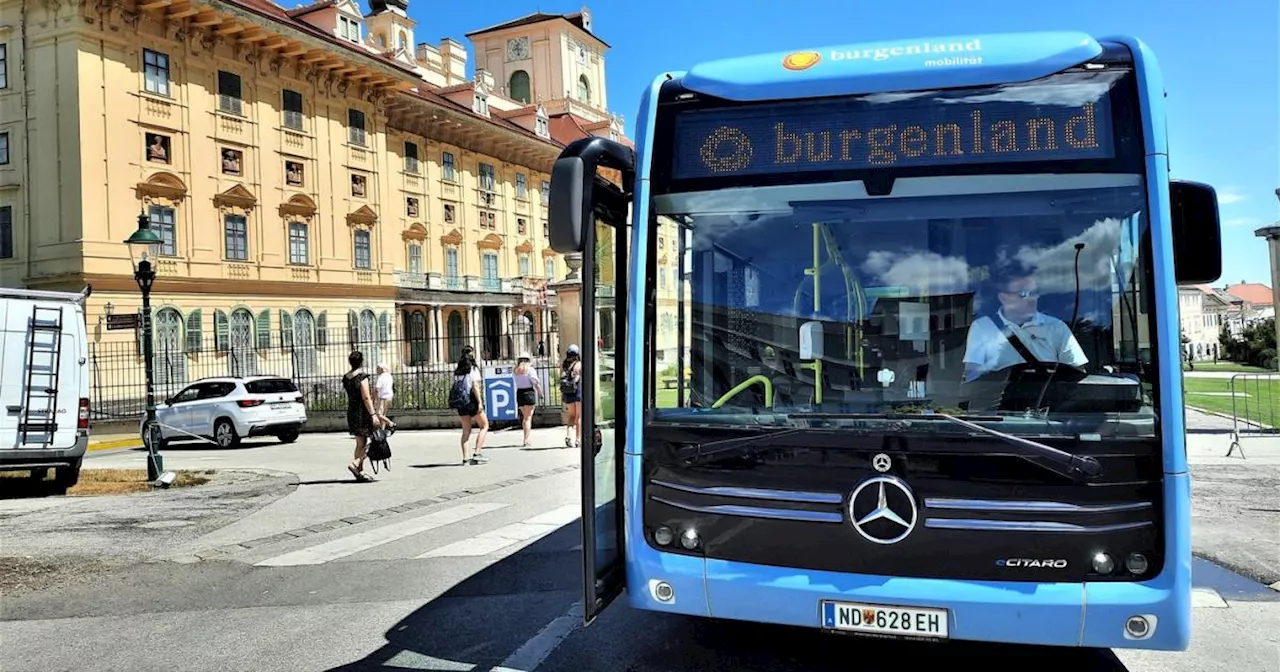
[648,173,1158,436]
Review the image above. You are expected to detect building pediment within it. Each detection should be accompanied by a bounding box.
[279,194,318,218]
[402,223,427,241]
[441,228,464,246]
[135,172,187,202]
[346,205,378,227]
[213,184,257,210]
[477,233,503,250]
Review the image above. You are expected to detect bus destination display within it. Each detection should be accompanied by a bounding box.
[670,93,1115,180]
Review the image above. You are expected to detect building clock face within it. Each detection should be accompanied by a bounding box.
[507,37,529,61]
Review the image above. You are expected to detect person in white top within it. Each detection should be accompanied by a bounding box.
[962,266,1088,382]
[512,352,543,447]
[374,363,395,426]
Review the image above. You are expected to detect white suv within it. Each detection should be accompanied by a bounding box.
[142,376,307,449]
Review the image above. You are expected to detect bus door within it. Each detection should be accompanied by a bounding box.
[547,137,634,623]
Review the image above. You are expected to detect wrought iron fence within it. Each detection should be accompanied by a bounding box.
[87,326,565,420]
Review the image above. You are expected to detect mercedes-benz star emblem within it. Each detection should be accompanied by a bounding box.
[871,453,892,473]
[847,475,918,545]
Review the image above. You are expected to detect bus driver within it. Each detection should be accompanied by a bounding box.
[962,263,1088,382]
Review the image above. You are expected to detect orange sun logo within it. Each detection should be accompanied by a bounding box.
[782,51,821,71]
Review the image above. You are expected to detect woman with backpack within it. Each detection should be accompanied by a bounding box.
[513,352,543,447]
[560,344,582,448]
[342,350,384,481]
[449,346,490,464]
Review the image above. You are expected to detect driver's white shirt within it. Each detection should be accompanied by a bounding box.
[962,310,1087,380]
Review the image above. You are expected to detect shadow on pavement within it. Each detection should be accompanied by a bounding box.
[323,522,1132,672]
[324,521,583,671]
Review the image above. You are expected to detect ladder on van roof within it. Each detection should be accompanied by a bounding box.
[19,305,66,445]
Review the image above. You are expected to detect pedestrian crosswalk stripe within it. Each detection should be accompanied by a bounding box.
[417,504,579,558]
[254,502,509,567]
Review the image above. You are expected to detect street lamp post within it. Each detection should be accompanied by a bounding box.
[124,211,165,481]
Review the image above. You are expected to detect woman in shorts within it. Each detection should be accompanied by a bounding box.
[453,346,489,464]
[513,352,543,447]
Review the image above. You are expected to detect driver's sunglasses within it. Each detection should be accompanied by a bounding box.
[1002,288,1040,299]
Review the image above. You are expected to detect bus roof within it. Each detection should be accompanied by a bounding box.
[680,31,1111,102]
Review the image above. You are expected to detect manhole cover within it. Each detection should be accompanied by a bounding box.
[136,520,194,529]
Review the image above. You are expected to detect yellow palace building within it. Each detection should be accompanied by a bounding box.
[0,0,680,409]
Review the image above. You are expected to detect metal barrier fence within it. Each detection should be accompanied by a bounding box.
[1226,372,1279,458]
[87,327,566,420]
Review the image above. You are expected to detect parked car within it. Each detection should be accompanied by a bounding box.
[0,287,91,492]
[142,375,306,449]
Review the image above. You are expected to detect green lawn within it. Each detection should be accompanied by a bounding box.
[1183,376,1280,425]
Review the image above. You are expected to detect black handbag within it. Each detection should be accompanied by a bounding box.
[366,425,393,472]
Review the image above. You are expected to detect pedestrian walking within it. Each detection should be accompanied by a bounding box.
[513,352,543,447]
[342,350,384,481]
[374,362,395,427]
[448,346,490,464]
[560,344,582,448]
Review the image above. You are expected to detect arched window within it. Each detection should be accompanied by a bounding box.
[154,307,187,390]
[508,70,531,104]
[292,309,317,378]
[577,75,591,103]
[229,308,257,377]
[358,308,380,368]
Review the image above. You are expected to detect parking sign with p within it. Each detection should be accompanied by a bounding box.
[483,365,517,421]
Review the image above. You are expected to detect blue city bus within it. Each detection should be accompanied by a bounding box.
[548,31,1223,651]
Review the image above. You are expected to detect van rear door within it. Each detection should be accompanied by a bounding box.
[0,298,85,450]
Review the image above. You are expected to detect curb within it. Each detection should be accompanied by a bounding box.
[88,438,143,452]
[1187,406,1275,431]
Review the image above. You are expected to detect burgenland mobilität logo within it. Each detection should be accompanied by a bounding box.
[782,51,821,71]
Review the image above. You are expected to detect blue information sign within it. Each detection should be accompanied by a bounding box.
[483,365,517,421]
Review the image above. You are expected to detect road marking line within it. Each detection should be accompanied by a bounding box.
[1191,587,1229,608]
[255,502,509,567]
[491,601,584,672]
[418,504,578,559]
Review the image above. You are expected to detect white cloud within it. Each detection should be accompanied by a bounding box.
[861,250,972,295]
[1217,189,1247,205]
[1010,217,1127,296]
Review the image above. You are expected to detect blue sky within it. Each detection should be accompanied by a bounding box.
[399,0,1278,287]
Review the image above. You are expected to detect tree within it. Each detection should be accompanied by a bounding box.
[1221,318,1277,368]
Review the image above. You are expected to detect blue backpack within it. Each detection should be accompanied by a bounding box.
[448,375,472,410]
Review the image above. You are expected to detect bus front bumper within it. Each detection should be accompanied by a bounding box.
[626,551,1190,651]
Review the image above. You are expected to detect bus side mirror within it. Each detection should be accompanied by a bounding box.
[548,137,635,254]
[1169,180,1222,285]
[549,156,588,253]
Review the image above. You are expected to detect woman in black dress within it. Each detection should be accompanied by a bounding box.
[343,350,382,481]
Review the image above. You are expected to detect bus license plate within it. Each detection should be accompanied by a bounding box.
[821,601,949,638]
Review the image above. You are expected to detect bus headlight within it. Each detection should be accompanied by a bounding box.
[1125,552,1149,575]
[653,526,673,546]
[1092,552,1115,575]
[680,528,700,550]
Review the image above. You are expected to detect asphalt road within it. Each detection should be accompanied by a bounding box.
[1,419,1277,672]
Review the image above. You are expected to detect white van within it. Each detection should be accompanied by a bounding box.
[0,286,91,491]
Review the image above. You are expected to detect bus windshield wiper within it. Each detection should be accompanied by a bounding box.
[669,427,815,465]
[929,413,1103,482]
[789,411,1102,482]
